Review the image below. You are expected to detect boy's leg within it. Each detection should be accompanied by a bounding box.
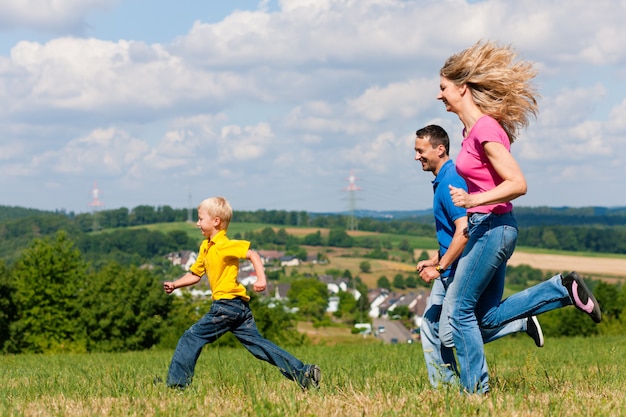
[231,300,318,389]
[166,301,231,387]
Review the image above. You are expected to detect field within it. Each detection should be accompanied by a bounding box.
[3,333,625,416]
[134,222,626,284]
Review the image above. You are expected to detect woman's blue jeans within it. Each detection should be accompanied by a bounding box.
[440,212,572,393]
[421,274,528,389]
[166,298,310,387]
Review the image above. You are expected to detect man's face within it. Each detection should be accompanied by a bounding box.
[414,135,441,174]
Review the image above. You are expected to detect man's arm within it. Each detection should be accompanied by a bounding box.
[419,215,468,283]
[438,215,468,271]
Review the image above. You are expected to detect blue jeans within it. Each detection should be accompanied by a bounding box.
[440,212,572,393]
[167,298,311,387]
[421,274,528,388]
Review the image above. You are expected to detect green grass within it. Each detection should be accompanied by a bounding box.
[3,334,625,416]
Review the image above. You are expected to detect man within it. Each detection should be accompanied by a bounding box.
[414,125,543,388]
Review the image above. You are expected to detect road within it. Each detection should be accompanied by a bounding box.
[373,318,415,344]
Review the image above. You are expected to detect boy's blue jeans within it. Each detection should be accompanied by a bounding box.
[421,274,527,389]
[440,212,572,393]
[167,298,310,387]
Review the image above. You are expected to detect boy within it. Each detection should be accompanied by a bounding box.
[162,196,320,390]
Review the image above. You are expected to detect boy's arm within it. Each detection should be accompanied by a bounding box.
[247,250,267,292]
[163,272,202,294]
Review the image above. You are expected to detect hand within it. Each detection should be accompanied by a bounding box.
[449,185,474,208]
[163,281,176,294]
[253,277,267,292]
[419,267,440,284]
[416,260,432,273]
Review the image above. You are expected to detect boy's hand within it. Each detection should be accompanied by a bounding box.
[163,281,176,294]
[253,277,267,292]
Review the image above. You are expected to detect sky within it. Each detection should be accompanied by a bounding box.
[1,0,625,215]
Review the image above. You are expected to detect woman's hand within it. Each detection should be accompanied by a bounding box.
[449,185,476,208]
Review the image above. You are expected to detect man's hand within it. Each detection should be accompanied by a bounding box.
[419,267,440,284]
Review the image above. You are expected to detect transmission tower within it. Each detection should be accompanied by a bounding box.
[89,181,104,230]
[344,169,361,231]
[187,191,193,223]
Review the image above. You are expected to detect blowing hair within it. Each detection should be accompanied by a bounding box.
[440,40,539,143]
[198,196,233,230]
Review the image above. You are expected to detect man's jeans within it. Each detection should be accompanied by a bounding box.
[421,274,528,389]
[440,212,572,393]
[167,298,310,387]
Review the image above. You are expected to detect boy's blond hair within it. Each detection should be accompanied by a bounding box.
[197,197,233,230]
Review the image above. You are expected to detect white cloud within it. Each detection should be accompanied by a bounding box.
[32,127,150,176]
[0,0,116,34]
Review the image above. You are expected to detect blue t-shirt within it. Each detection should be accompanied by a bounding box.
[432,159,467,278]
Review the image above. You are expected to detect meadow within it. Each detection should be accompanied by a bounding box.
[3,332,625,417]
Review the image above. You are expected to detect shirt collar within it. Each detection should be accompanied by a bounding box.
[208,229,227,245]
[433,159,454,186]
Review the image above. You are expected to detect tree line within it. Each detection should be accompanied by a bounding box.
[2,205,626,261]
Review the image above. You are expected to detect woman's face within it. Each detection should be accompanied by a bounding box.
[437,76,463,114]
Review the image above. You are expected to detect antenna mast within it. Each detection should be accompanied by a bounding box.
[344,169,361,231]
[89,181,104,230]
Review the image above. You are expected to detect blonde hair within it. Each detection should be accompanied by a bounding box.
[197,196,232,230]
[440,40,539,143]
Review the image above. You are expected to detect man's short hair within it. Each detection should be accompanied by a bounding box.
[416,125,450,155]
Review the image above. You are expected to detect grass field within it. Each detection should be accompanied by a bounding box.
[3,332,624,417]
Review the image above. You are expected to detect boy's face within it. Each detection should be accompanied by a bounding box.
[196,211,221,238]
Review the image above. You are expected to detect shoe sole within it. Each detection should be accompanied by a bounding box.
[567,272,602,323]
[528,316,544,348]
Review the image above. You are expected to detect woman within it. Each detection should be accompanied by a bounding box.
[437,40,602,394]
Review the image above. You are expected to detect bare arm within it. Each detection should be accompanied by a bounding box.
[247,250,267,292]
[418,216,468,283]
[163,272,202,294]
[449,141,527,208]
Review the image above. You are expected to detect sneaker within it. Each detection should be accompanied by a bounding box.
[302,364,321,390]
[526,316,544,348]
[562,271,602,323]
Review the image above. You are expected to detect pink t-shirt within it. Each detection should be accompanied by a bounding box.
[455,115,513,215]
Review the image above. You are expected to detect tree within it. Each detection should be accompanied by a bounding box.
[333,290,358,322]
[287,278,329,322]
[417,251,430,262]
[359,261,371,273]
[8,231,87,353]
[377,276,391,290]
[405,275,418,288]
[327,228,354,248]
[0,261,17,352]
[78,262,172,352]
[392,273,406,289]
[303,231,323,246]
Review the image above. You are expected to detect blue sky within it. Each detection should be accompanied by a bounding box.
[1,0,625,214]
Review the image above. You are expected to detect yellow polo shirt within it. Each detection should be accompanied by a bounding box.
[190,230,251,301]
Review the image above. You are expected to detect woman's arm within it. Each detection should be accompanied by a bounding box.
[450,141,527,208]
